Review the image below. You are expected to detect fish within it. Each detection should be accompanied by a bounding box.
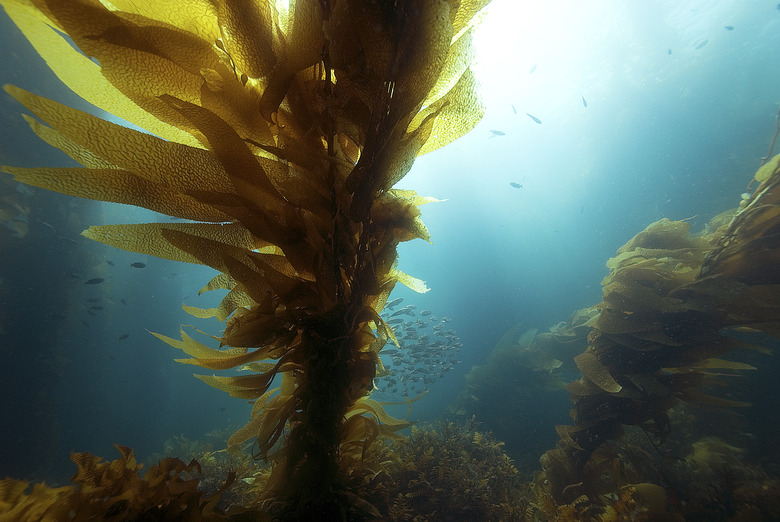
[86,298,101,303]
[387,318,404,325]
[420,310,432,317]
[489,129,505,138]
[130,262,146,268]
[526,113,542,124]
[106,260,115,266]
[667,48,672,55]
[89,306,103,311]
[84,277,104,285]
[694,39,708,50]
[510,182,523,189]
[581,95,587,108]
[36,218,56,232]
[511,104,517,114]
[117,334,130,340]
[120,298,127,305]
[731,326,762,333]
[385,297,404,309]
[389,306,414,317]
[529,64,537,74]
[723,25,733,31]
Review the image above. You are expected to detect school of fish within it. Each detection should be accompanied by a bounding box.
[374,298,462,398]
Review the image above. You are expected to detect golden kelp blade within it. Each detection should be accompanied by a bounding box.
[573,352,622,394]
[1,1,200,146]
[82,223,266,264]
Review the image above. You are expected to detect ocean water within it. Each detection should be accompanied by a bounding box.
[1,0,779,487]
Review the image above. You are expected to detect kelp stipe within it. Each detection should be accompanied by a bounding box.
[0,0,490,517]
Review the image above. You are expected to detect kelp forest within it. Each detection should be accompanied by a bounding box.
[1,0,780,520]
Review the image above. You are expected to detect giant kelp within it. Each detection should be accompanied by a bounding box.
[452,319,584,477]
[0,0,489,517]
[538,160,780,507]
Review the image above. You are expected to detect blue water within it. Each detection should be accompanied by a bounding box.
[1,0,779,483]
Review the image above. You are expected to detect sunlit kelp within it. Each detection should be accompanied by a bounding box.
[0,0,489,517]
[536,160,780,509]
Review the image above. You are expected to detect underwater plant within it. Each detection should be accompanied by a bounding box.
[379,419,527,521]
[0,445,233,520]
[451,320,582,477]
[537,159,780,507]
[0,0,490,517]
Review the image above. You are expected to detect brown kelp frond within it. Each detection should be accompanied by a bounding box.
[1,0,490,515]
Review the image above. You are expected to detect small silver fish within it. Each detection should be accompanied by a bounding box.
[385,297,404,309]
[526,113,542,124]
[389,306,414,317]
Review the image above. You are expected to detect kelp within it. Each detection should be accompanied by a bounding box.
[0,445,234,521]
[452,319,584,477]
[538,160,780,506]
[0,0,489,517]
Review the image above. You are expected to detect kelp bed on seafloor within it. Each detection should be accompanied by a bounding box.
[2,0,780,519]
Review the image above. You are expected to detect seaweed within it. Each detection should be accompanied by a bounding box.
[0,445,236,520]
[0,0,490,517]
[537,159,780,508]
[378,419,528,521]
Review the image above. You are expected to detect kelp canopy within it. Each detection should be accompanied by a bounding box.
[0,0,489,517]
